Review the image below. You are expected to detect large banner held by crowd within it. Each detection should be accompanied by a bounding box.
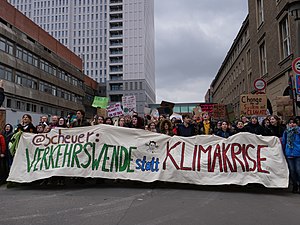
[8,125,289,188]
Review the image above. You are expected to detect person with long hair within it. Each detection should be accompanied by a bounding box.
[268,115,285,138]
[16,114,36,133]
[282,118,300,193]
[215,121,233,138]
[160,119,174,136]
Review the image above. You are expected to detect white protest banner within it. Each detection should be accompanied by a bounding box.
[8,125,289,188]
[107,102,124,117]
[122,95,136,116]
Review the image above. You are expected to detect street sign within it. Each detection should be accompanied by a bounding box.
[295,74,300,95]
[292,57,300,74]
[254,78,266,91]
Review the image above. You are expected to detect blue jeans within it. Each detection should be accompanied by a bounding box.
[286,157,300,186]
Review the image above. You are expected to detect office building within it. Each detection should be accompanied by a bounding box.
[9,0,156,115]
[0,0,101,126]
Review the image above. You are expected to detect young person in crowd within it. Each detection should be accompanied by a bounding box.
[16,114,36,133]
[1,124,13,169]
[130,115,143,129]
[199,112,215,135]
[117,116,127,127]
[235,121,245,133]
[160,119,174,136]
[244,115,265,135]
[267,115,285,138]
[215,121,233,138]
[148,122,157,132]
[0,132,7,184]
[57,117,67,128]
[176,114,195,137]
[104,117,113,125]
[70,110,90,127]
[282,118,300,193]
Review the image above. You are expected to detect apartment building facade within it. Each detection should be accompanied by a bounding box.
[210,0,300,118]
[9,0,156,115]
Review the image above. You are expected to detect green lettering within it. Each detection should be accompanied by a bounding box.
[26,147,39,173]
[127,147,136,172]
[92,143,106,170]
[71,143,83,168]
[81,142,92,168]
[110,146,120,172]
[62,144,73,167]
[119,146,129,172]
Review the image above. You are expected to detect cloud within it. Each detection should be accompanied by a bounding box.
[154,0,248,103]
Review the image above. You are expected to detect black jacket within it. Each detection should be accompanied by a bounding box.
[244,122,265,135]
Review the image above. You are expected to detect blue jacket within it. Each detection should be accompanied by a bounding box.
[282,127,300,157]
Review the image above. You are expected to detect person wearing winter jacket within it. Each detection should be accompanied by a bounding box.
[244,115,265,135]
[282,118,300,193]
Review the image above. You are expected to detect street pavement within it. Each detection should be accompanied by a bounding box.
[0,180,299,225]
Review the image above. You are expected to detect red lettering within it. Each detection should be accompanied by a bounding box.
[199,145,212,172]
[231,143,245,172]
[180,142,192,171]
[257,145,270,174]
[163,141,180,170]
[192,145,197,171]
[211,144,223,172]
[245,144,257,171]
[222,143,234,172]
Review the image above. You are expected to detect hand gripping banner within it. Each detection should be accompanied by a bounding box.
[7,124,289,188]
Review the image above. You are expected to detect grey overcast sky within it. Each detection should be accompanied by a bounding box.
[154,0,248,103]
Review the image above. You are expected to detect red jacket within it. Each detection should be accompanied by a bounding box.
[0,134,6,155]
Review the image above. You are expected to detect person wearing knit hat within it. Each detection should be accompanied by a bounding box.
[244,114,265,135]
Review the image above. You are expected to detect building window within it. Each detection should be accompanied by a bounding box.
[0,36,14,55]
[280,17,291,59]
[257,0,264,27]
[259,42,267,76]
[0,64,13,81]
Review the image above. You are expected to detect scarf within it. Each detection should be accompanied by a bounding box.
[287,127,299,149]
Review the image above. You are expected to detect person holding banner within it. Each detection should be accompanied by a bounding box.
[215,121,233,138]
[282,118,300,193]
[117,117,127,127]
[176,114,195,137]
[198,112,215,135]
[129,115,143,129]
[15,114,36,133]
[160,119,174,136]
[104,117,113,125]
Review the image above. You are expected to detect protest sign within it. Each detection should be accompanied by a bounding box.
[240,94,267,116]
[8,125,289,188]
[92,96,109,108]
[107,103,124,117]
[122,95,136,116]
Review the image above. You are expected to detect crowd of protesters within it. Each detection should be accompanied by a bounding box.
[0,108,300,193]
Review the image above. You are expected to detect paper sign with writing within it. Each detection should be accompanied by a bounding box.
[92,96,109,108]
[107,103,124,117]
[240,94,267,116]
[122,95,136,115]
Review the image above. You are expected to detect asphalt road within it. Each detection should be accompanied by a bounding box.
[0,180,299,225]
